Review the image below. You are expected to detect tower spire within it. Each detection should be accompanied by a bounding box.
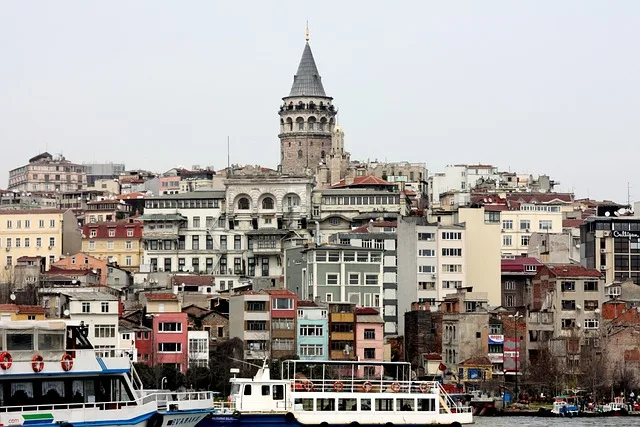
[305,21,310,42]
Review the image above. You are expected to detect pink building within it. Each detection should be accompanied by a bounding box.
[159,176,181,195]
[355,307,384,377]
[143,293,189,373]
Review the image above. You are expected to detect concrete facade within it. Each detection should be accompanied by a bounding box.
[297,301,328,360]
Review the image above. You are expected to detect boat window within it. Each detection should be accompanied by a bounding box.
[38,332,65,351]
[7,332,34,350]
[273,384,284,401]
[230,384,240,395]
[262,385,271,396]
[360,398,372,410]
[375,398,394,411]
[317,398,335,411]
[10,382,34,406]
[294,398,314,411]
[418,398,436,412]
[243,385,252,396]
[42,380,65,404]
[398,398,415,411]
[339,398,358,411]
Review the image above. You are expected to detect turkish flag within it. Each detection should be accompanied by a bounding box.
[438,363,447,372]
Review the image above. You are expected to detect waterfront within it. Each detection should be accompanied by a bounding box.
[474,417,630,427]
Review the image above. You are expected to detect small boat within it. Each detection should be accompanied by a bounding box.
[551,395,579,416]
[202,359,472,427]
[0,320,213,427]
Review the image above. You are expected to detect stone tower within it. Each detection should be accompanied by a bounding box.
[279,34,336,176]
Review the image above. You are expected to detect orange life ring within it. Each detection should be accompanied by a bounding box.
[304,380,314,392]
[0,351,12,370]
[333,381,344,392]
[361,381,373,392]
[61,353,73,371]
[391,382,401,392]
[419,382,429,393]
[32,354,44,373]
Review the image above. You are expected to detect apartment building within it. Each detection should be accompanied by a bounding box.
[51,252,109,285]
[284,244,384,314]
[187,330,209,368]
[297,300,328,360]
[8,152,88,192]
[264,289,297,360]
[139,191,226,275]
[499,209,563,256]
[331,220,398,335]
[328,302,356,360]
[500,257,542,309]
[85,199,132,223]
[526,264,605,369]
[82,220,143,270]
[0,304,45,321]
[142,293,189,373]
[355,307,384,375]
[229,291,270,361]
[0,209,80,270]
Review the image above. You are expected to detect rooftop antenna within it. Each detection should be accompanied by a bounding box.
[227,136,230,171]
[305,21,310,42]
[627,182,631,207]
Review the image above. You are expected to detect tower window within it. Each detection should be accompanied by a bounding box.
[308,117,316,131]
[238,197,250,210]
[297,117,304,131]
[321,150,326,159]
[286,118,293,131]
[298,150,303,159]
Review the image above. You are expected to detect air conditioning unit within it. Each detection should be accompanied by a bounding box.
[600,249,606,254]
[603,231,611,237]
[600,265,606,270]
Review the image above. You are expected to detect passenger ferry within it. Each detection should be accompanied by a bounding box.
[0,320,213,427]
[202,359,472,427]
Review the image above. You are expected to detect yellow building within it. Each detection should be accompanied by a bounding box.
[499,210,563,256]
[0,209,80,270]
[0,304,46,320]
[81,220,143,270]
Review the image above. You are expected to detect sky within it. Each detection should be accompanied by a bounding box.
[1,1,639,203]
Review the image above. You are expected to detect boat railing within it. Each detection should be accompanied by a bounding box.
[0,390,214,414]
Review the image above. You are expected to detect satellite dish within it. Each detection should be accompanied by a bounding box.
[9,293,16,301]
[614,211,620,217]
[605,211,610,217]
[594,308,601,314]
[63,309,70,316]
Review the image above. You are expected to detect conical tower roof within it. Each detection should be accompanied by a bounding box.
[288,42,327,97]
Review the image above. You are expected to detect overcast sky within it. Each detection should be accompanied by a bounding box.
[1,1,638,203]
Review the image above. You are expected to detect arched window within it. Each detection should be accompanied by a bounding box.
[298,149,303,158]
[296,117,304,131]
[262,197,274,209]
[288,142,291,147]
[308,117,316,131]
[280,119,284,133]
[321,150,326,159]
[237,197,250,210]
[286,118,293,131]
[319,118,327,131]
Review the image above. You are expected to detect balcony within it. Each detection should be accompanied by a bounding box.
[330,313,354,323]
[330,350,355,361]
[331,332,355,341]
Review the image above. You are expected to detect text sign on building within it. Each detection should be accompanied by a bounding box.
[613,230,640,239]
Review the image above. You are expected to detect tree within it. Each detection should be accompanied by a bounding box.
[208,338,249,395]
[133,363,185,390]
[185,366,212,391]
[524,345,562,397]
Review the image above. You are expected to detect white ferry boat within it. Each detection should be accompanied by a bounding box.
[202,359,472,427]
[0,320,213,427]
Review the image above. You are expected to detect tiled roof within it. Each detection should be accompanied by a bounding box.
[331,175,394,188]
[0,209,64,215]
[546,264,602,278]
[355,307,379,315]
[288,42,326,97]
[506,193,574,204]
[501,257,542,272]
[83,221,142,239]
[350,221,397,233]
[143,293,178,301]
[0,304,45,314]
[297,300,318,308]
[262,289,296,296]
[116,192,148,200]
[172,275,215,287]
[562,219,584,228]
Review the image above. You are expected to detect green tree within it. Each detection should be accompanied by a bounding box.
[208,338,248,395]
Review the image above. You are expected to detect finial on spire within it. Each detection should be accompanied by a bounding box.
[305,21,310,42]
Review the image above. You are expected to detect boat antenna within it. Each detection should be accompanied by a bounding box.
[228,356,264,369]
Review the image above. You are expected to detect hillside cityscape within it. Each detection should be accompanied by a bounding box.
[2,34,638,400]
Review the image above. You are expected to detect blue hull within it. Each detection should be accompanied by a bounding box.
[198,413,460,427]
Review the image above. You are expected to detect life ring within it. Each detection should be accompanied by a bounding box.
[32,354,44,373]
[419,382,429,393]
[285,412,296,423]
[232,410,241,419]
[0,351,12,370]
[390,382,401,392]
[361,381,373,392]
[61,353,73,371]
[333,381,344,392]
[304,380,314,392]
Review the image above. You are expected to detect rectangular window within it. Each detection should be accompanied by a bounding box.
[418,232,435,241]
[159,322,183,332]
[441,232,462,240]
[246,321,267,331]
[584,300,599,311]
[504,281,516,290]
[561,318,576,329]
[343,252,355,262]
[503,235,512,246]
[272,318,294,330]
[36,237,42,247]
[82,302,90,313]
[273,298,294,310]
[442,280,463,289]
[418,265,435,273]
[246,301,267,311]
[299,344,324,357]
[521,235,530,246]
[561,300,576,310]
[193,216,200,228]
[94,325,116,338]
[49,237,55,247]
[50,219,55,228]
[192,235,200,250]
[108,229,115,237]
[101,302,109,313]
[561,281,575,292]
[328,252,340,262]
[39,220,45,228]
[125,240,133,249]
[125,256,132,266]
[584,281,599,292]
[442,264,462,273]
[363,348,376,359]
[326,274,339,285]
[365,274,379,285]
[348,273,360,285]
[584,319,599,329]
[520,220,531,230]
[502,220,513,230]
[539,220,553,230]
[364,329,376,340]
[158,343,182,352]
[418,281,436,290]
[234,236,242,250]
[107,241,114,249]
[441,248,462,257]
[127,229,134,237]
[418,249,435,257]
[299,325,324,336]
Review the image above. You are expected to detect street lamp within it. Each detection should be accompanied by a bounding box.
[509,311,524,401]
[161,376,168,390]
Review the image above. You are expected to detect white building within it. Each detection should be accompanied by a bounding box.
[188,330,209,368]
